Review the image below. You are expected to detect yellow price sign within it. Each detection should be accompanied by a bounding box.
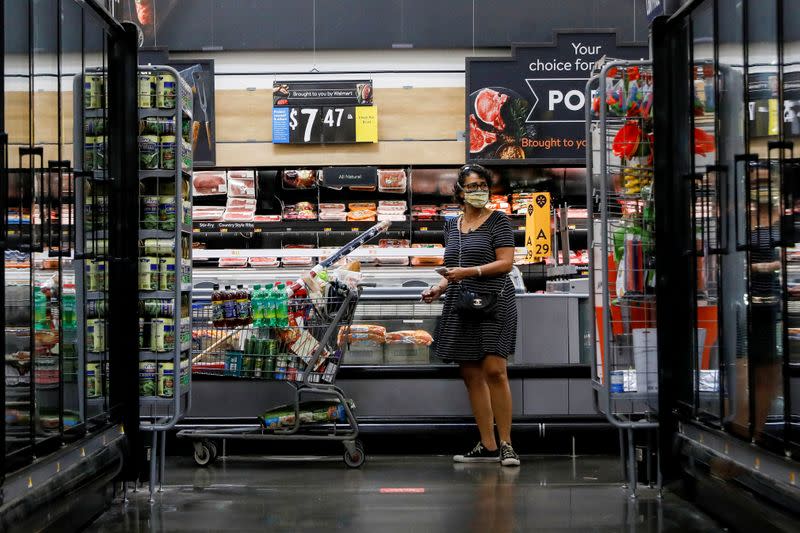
[355,106,378,143]
[524,192,551,262]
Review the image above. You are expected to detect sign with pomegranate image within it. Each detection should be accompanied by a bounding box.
[466,32,647,164]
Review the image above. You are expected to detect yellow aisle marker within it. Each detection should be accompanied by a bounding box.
[524,193,551,263]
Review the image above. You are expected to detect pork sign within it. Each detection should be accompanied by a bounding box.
[466,31,648,164]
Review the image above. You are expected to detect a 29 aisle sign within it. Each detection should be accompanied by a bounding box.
[525,192,551,262]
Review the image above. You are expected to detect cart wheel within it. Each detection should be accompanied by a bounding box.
[206,440,218,462]
[193,442,213,467]
[343,441,366,468]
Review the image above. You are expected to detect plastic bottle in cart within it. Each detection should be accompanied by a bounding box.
[275,282,289,327]
[251,284,263,327]
[211,284,225,327]
[236,284,251,325]
[266,283,280,327]
[62,283,77,331]
[34,286,48,331]
[259,283,274,328]
[222,285,237,327]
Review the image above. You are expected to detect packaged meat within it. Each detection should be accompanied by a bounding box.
[227,171,256,198]
[376,239,410,266]
[377,214,406,222]
[319,203,346,213]
[377,200,407,214]
[411,243,444,266]
[282,169,317,189]
[319,211,348,222]
[192,171,227,196]
[347,210,376,222]
[349,202,376,211]
[440,204,462,219]
[253,215,282,222]
[219,257,248,268]
[222,209,255,222]
[385,330,434,346]
[282,245,314,267]
[192,206,225,221]
[248,257,280,268]
[226,197,257,209]
[284,203,317,220]
[379,239,410,248]
[412,205,439,220]
[378,169,407,193]
[350,185,377,192]
[357,245,379,264]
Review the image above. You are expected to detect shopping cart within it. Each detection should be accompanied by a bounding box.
[176,282,366,467]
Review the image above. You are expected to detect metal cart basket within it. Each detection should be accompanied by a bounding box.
[176,283,366,467]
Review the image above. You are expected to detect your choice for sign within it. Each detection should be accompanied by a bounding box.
[466,32,648,164]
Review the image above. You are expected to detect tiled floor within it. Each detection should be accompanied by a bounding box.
[86,455,724,532]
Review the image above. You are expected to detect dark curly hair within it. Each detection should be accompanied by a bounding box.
[453,164,492,205]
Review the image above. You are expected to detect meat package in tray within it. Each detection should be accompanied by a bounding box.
[193,171,227,196]
[227,171,256,198]
[376,239,410,266]
[377,169,407,193]
[411,243,444,266]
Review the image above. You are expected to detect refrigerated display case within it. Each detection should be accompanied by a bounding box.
[1,1,138,529]
[186,266,597,430]
[652,0,800,514]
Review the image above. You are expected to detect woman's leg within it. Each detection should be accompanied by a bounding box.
[482,355,512,444]
[461,362,498,450]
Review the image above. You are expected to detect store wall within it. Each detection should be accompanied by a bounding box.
[170,48,507,167]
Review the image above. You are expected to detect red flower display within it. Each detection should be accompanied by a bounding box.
[626,66,641,81]
[612,121,642,159]
[693,127,716,156]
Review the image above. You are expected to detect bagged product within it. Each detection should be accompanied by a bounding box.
[260,399,353,430]
[385,330,434,346]
[338,324,386,346]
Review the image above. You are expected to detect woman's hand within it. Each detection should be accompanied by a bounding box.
[421,285,443,303]
[443,267,474,283]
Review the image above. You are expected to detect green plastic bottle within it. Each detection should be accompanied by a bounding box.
[275,282,289,327]
[34,286,48,331]
[264,283,277,327]
[251,284,263,327]
[62,283,77,331]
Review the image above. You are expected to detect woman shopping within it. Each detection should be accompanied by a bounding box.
[422,164,520,467]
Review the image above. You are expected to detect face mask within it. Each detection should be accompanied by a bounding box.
[464,190,489,208]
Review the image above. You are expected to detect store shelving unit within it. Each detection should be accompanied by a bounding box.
[136,65,194,497]
[74,65,193,498]
[586,60,659,498]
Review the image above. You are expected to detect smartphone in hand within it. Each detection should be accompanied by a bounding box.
[434,267,448,277]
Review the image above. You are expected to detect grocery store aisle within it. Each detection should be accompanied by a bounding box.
[85,456,722,532]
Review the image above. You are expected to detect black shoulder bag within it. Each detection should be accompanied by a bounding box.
[453,217,500,320]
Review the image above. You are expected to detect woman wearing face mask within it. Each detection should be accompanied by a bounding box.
[421,164,520,466]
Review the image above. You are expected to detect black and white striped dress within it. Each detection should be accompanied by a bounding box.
[434,210,517,362]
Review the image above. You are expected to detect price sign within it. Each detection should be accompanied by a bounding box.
[524,192,551,262]
[274,106,371,144]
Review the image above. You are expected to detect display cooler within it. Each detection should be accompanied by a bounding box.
[652,0,800,517]
[1,1,140,529]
